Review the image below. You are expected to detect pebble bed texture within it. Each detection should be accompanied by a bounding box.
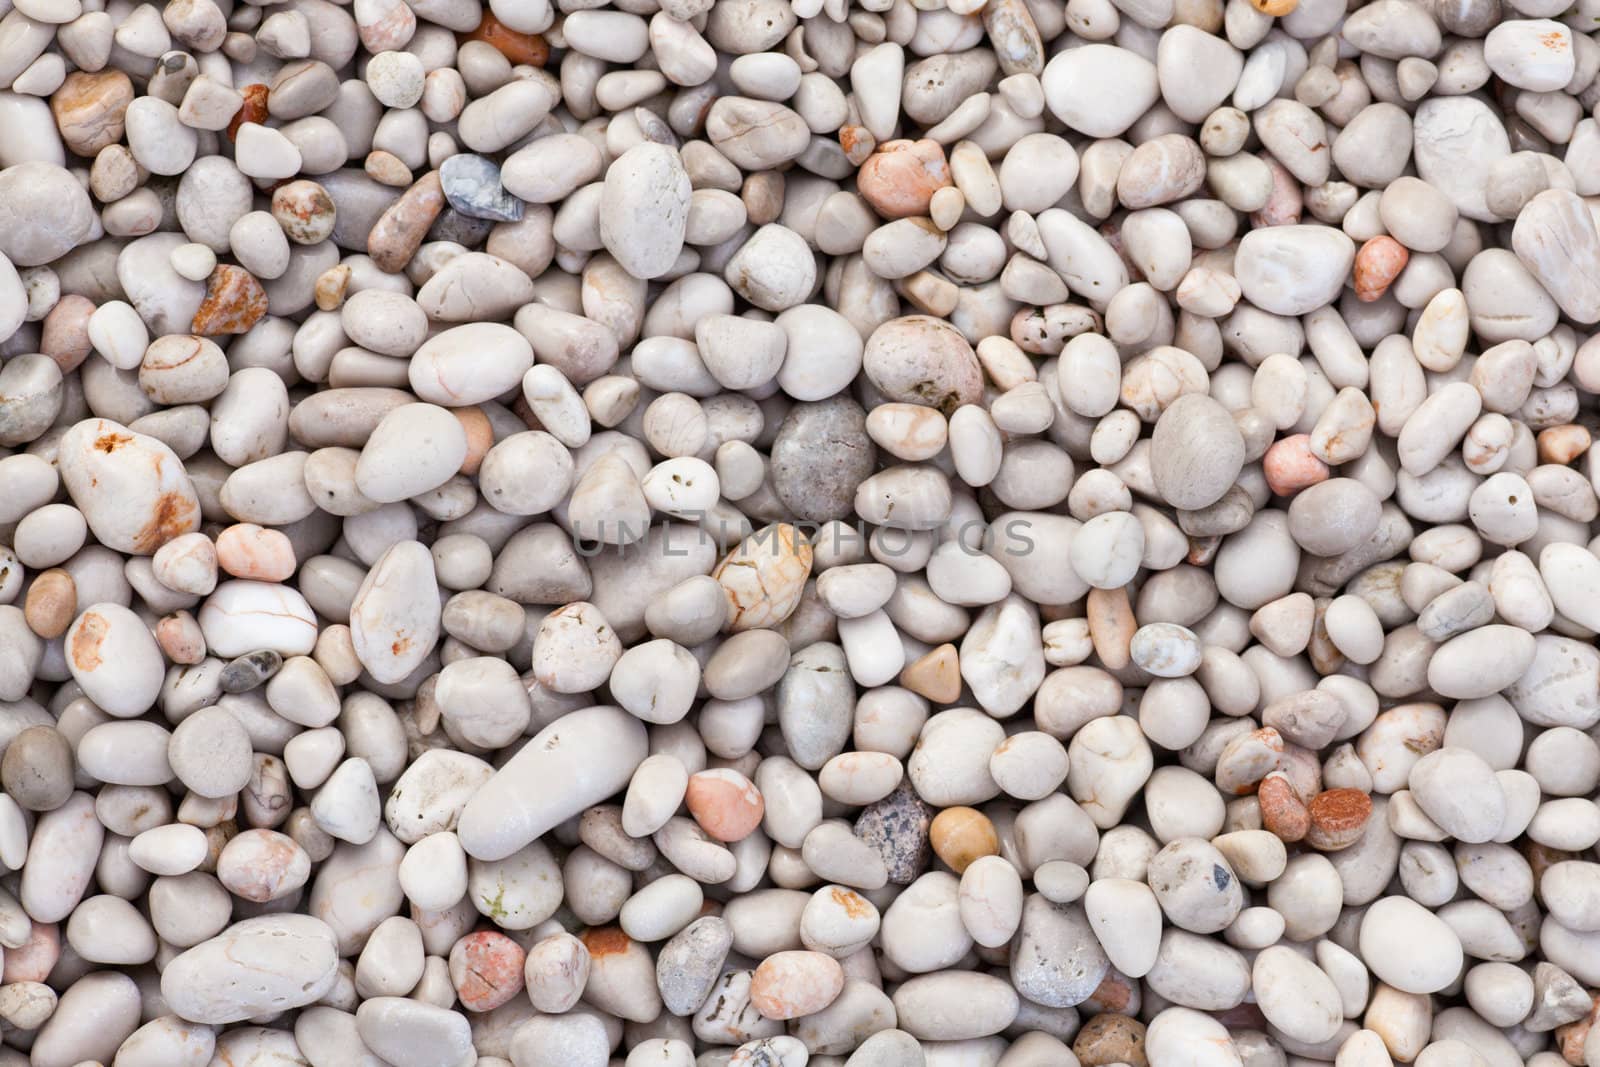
[3,0,1600,1064]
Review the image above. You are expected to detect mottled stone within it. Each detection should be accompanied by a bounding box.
[853,783,934,885]
[439,153,523,222]
[191,265,267,335]
[770,397,876,524]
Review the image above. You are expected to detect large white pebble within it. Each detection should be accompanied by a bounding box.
[160,915,341,1024]
[1358,896,1464,994]
[64,602,164,717]
[1234,225,1355,315]
[349,540,441,684]
[600,142,691,281]
[57,418,201,555]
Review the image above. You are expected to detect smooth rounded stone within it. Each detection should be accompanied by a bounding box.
[1151,395,1246,511]
[200,580,320,657]
[1,725,73,810]
[864,315,983,414]
[1409,746,1507,843]
[1427,624,1536,698]
[724,224,817,311]
[1011,896,1110,1008]
[355,402,467,503]
[657,915,732,1016]
[1512,189,1600,325]
[769,398,875,523]
[161,914,340,1024]
[600,142,691,281]
[1484,19,1574,90]
[29,970,140,1067]
[349,541,442,684]
[0,161,95,266]
[410,322,535,408]
[1359,895,1465,994]
[57,418,201,555]
[891,972,1018,1041]
[167,705,254,798]
[1041,45,1158,137]
[1414,96,1511,222]
[1147,838,1243,934]
[457,705,647,861]
[356,997,473,1067]
[1252,945,1343,1043]
[1234,225,1357,315]
[707,97,810,169]
[63,602,164,717]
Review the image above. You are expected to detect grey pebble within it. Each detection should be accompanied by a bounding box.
[440,154,525,223]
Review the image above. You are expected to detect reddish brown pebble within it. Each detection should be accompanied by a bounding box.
[227,83,269,141]
[1258,773,1309,843]
[448,930,527,1012]
[684,768,765,843]
[191,265,268,336]
[1557,997,1600,1065]
[1538,424,1591,465]
[460,13,549,66]
[856,139,952,220]
[1263,434,1330,496]
[1304,788,1373,850]
[1354,235,1409,302]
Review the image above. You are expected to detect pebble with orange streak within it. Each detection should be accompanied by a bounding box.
[713,523,813,632]
[748,950,845,1020]
[856,139,952,220]
[190,265,267,336]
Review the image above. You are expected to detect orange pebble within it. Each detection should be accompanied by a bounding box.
[449,930,527,1012]
[1249,0,1297,13]
[856,139,952,220]
[1538,423,1591,465]
[1558,998,1600,1065]
[929,806,999,873]
[459,12,548,66]
[454,406,495,475]
[1263,434,1329,496]
[1305,788,1372,851]
[684,768,765,843]
[1354,235,1408,302]
[1258,773,1309,843]
[1086,585,1135,670]
[216,523,297,581]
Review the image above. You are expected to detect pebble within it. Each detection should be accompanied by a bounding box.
[0,3,1591,1064]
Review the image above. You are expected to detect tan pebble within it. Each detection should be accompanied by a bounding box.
[684,768,765,843]
[368,170,445,273]
[1249,0,1297,13]
[453,406,494,476]
[191,265,267,336]
[23,569,76,639]
[1263,434,1329,496]
[314,264,351,311]
[900,643,961,703]
[1557,997,1600,1064]
[857,139,952,220]
[215,523,296,581]
[713,523,812,632]
[365,149,414,187]
[1538,424,1591,465]
[50,70,135,156]
[928,806,999,874]
[1354,235,1408,303]
[1072,1012,1148,1067]
[1086,586,1134,670]
[749,950,845,1020]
